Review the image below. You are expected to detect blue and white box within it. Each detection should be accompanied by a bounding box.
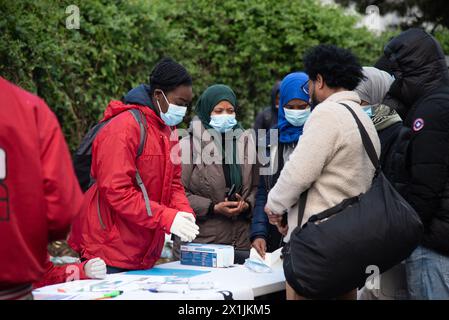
[180,243,234,268]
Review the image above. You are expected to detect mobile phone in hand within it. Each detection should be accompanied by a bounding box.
[226,184,237,201]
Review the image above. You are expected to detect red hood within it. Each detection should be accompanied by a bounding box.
[102,100,164,126]
[102,100,141,121]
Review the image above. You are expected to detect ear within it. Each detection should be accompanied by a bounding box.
[153,88,163,101]
[316,74,325,89]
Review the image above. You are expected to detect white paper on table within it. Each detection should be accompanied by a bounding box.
[33,275,167,295]
[249,247,282,268]
[33,279,99,294]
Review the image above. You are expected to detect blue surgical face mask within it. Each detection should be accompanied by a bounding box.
[209,114,237,133]
[156,91,187,126]
[363,105,373,118]
[244,258,273,273]
[283,108,311,127]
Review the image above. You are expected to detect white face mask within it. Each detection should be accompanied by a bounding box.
[362,105,373,118]
[209,114,237,133]
[156,91,187,126]
[283,108,311,127]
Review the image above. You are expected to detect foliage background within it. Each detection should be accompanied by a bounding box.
[1,0,447,150]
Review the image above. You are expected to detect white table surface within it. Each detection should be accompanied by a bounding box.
[33,261,285,300]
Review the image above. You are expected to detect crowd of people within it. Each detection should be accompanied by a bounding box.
[1,27,449,300]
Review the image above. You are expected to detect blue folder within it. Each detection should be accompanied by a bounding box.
[125,267,210,278]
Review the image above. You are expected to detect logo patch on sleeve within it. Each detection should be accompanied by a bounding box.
[413,118,424,132]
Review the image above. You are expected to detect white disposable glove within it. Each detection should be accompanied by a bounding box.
[84,257,107,279]
[170,211,199,242]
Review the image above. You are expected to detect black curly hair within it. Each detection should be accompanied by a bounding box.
[149,57,192,96]
[303,44,365,90]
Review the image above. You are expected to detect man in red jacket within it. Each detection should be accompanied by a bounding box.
[0,76,83,299]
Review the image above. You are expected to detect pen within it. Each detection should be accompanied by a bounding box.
[94,290,123,300]
[148,288,185,294]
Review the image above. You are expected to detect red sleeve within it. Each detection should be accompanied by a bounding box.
[33,260,88,289]
[37,101,83,241]
[93,114,178,232]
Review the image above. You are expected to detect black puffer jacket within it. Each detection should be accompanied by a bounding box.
[384,28,449,255]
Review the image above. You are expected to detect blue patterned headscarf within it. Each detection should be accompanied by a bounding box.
[278,72,310,144]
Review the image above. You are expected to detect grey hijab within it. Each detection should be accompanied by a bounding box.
[355,66,402,131]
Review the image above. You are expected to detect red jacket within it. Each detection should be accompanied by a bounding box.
[33,257,88,289]
[69,101,193,270]
[0,77,83,288]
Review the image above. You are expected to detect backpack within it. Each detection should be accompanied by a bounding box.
[73,108,152,216]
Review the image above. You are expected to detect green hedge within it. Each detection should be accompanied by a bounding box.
[1,0,396,150]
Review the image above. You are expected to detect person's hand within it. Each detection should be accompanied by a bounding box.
[178,211,196,223]
[277,224,289,236]
[252,238,267,259]
[84,257,107,279]
[170,212,199,242]
[235,194,250,214]
[265,205,283,225]
[214,200,241,218]
[265,205,288,236]
[215,194,249,218]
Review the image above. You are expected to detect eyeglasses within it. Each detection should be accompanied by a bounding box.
[301,81,309,95]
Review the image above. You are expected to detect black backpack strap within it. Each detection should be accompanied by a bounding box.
[77,119,112,156]
[127,109,152,217]
[297,191,308,226]
[339,103,380,173]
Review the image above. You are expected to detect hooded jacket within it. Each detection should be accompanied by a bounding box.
[254,81,280,131]
[384,28,449,255]
[0,77,82,291]
[173,116,259,255]
[69,85,194,270]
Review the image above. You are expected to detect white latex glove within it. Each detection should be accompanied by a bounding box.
[170,211,199,242]
[178,211,196,223]
[84,257,107,279]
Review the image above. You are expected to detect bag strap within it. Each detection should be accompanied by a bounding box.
[339,103,380,173]
[297,190,308,226]
[128,109,147,158]
[127,109,152,217]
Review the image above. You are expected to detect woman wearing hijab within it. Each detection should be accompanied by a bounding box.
[355,67,407,300]
[354,66,402,181]
[251,72,311,258]
[174,84,258,262]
